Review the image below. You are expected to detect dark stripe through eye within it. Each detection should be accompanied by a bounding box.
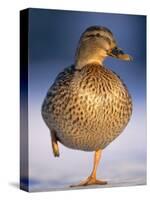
[86,33,100,38]
[86,34,96,38]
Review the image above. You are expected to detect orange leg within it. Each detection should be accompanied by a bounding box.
[50,129,60,157]
[70,149,107,187]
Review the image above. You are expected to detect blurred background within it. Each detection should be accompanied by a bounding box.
[24,8,146,191]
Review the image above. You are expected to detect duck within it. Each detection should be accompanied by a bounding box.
[41,26,133,187]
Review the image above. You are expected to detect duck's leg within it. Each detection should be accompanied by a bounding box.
[50,129,60,157]
[70,149,107,187]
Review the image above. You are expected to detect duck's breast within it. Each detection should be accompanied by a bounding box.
[42,64,132,151]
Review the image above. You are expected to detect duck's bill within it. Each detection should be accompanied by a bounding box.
[108,47,133,61]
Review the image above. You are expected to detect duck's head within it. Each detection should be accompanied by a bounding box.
[75,26,133,69]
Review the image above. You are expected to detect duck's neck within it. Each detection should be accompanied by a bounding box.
[75,58,104,69]
[75,44,106,69]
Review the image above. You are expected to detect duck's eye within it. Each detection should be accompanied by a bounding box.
[96,33,100,37]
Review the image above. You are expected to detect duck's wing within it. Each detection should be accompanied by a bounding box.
[41,65,75,119]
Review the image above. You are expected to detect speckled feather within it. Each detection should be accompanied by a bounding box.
[42,63,132,151]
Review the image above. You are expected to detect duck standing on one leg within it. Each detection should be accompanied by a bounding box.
[41,26,133,187]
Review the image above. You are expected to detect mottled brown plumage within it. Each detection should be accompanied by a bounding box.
[42,63,132,151]
[41,26,133,186]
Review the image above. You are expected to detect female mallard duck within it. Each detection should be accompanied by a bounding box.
[42,26,133,187]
